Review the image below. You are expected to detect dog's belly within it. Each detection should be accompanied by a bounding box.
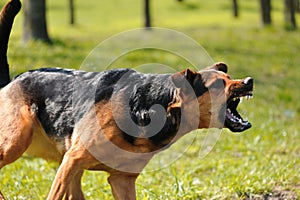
[25,119,65,162]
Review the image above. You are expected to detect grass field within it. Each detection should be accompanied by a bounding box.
[0,0,299,199]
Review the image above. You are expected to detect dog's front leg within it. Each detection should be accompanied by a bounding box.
[108,173,139,200]
[46,151,83,200]
[65,169,85,200]
[46,141,91,200]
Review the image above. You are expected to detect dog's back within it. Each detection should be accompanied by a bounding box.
[13,68,130,138]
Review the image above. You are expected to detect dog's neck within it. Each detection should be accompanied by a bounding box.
[114,72,200,149]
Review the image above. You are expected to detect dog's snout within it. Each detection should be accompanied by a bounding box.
[243,77,253,86]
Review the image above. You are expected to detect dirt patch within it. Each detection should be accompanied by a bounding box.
[243,186,299,200]
[263,189,298,200]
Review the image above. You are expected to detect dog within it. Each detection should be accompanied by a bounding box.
[0,1,253,199]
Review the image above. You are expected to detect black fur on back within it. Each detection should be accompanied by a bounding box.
[110,70,182,146]
[15,68,130,138]
[14,67,207,147]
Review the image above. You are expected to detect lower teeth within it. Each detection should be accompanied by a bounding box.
[227,110,242,123]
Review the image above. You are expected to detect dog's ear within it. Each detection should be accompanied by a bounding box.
[183,68,198,84]
[204,62,228,73]
[172,68,197,88]
[171,69,208,97]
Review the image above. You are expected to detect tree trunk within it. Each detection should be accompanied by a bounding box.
[294,0,300,12]
[144,0,151,28]
[284,0,297,29]
[233,0,239,18]
[69,0,75,25]
[22,0,51,43]
[260,0,272,25]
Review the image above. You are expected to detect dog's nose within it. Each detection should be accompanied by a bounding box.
[243,77,253,86]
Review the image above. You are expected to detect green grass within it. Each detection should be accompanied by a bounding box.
[0,0,300,199]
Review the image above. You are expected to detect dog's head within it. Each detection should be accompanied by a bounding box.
[172,62,253,132]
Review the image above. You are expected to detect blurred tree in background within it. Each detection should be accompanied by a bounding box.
[22,0,51,43]
[69,0,75,25]
[259,0,272,26]
[232,0,239,18]
[284,0,297,29]
[295,0,300,12]
[19,0,299,44]
[144,0,151,28]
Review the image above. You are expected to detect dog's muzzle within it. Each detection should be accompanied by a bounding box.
[225,77,253,132]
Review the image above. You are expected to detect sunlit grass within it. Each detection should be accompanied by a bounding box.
[0,0,299,199]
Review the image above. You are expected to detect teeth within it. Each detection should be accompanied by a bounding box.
[245,95,253,100]
[239,94,253,101]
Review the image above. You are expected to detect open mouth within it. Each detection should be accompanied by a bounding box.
[225,91,253,132]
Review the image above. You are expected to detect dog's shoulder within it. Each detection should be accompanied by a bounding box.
[108,71,182,146]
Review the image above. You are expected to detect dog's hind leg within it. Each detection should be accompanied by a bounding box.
[0,102,35,199]
[0,104,35,167]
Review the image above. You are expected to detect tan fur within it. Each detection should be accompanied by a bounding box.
[0,84,34,168]
[0,1,255,199]
[25,119,63,162]
[108,173,138,200]
[0,65,252,200]
[47,137,99,200]
[95,100,158,153]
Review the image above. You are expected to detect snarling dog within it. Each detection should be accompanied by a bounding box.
[0,1,253,199]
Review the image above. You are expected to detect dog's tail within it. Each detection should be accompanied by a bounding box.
[0,0,21,88]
